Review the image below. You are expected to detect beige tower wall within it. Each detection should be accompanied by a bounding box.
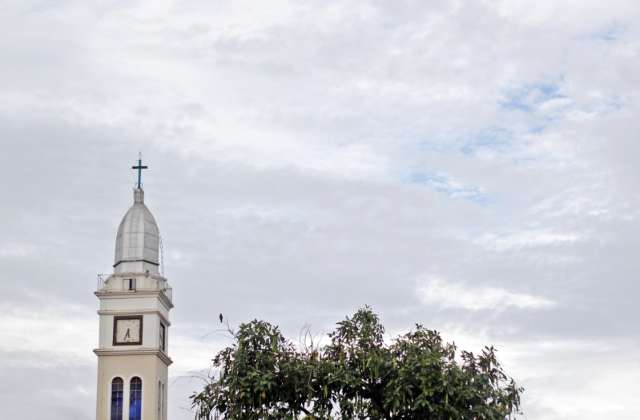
[96,354,168,420]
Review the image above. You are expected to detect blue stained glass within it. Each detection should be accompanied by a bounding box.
[111,378,123,420]
[129,377,142,420]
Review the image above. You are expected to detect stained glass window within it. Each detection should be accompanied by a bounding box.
[110,377,123,420]
[129,377,142,420]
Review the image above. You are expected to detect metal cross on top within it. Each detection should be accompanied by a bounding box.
[131,155,148,189]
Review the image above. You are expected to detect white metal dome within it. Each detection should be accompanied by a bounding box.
[114,188,160,274]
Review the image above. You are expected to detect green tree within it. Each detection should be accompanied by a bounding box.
[192,307,522,419]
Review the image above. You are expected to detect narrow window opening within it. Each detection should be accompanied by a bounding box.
[162,382,166,420]
[125,278,136,291]
[159,323,166,352]
[157,381,163,420]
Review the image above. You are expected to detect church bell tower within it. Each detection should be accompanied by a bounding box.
[95,158,173,420]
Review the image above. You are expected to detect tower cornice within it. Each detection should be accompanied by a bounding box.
[95,289,174,309]
[94,348,173,366]
[97,309,171,326]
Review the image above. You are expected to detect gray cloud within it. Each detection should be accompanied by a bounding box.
[1,1,639,419]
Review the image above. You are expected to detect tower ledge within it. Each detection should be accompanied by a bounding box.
[96,272,173,307]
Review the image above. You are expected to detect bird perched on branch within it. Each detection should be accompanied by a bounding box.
[219,313,224,323]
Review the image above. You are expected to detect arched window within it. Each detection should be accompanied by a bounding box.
[110,377,123,420]
[129,377,142,420]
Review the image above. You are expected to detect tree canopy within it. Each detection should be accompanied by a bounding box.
[191,307,522,419]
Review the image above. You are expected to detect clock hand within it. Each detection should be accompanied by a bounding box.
[124,328,130,340]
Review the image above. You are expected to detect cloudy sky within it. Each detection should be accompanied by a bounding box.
[1,0,639,418]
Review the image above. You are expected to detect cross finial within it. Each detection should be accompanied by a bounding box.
[131,153,148,189]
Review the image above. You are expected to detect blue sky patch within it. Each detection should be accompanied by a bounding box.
[407,171,492,205]
[499,80,565,112]
[589,22,624,42]
[460,127,513,156]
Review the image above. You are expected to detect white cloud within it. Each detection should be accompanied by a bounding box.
[417,276,555,311]
[0,300,95,367]
[475,230,581,252]
[0,243,36,258]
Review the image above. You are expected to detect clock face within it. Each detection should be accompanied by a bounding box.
[113,316,142,345]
